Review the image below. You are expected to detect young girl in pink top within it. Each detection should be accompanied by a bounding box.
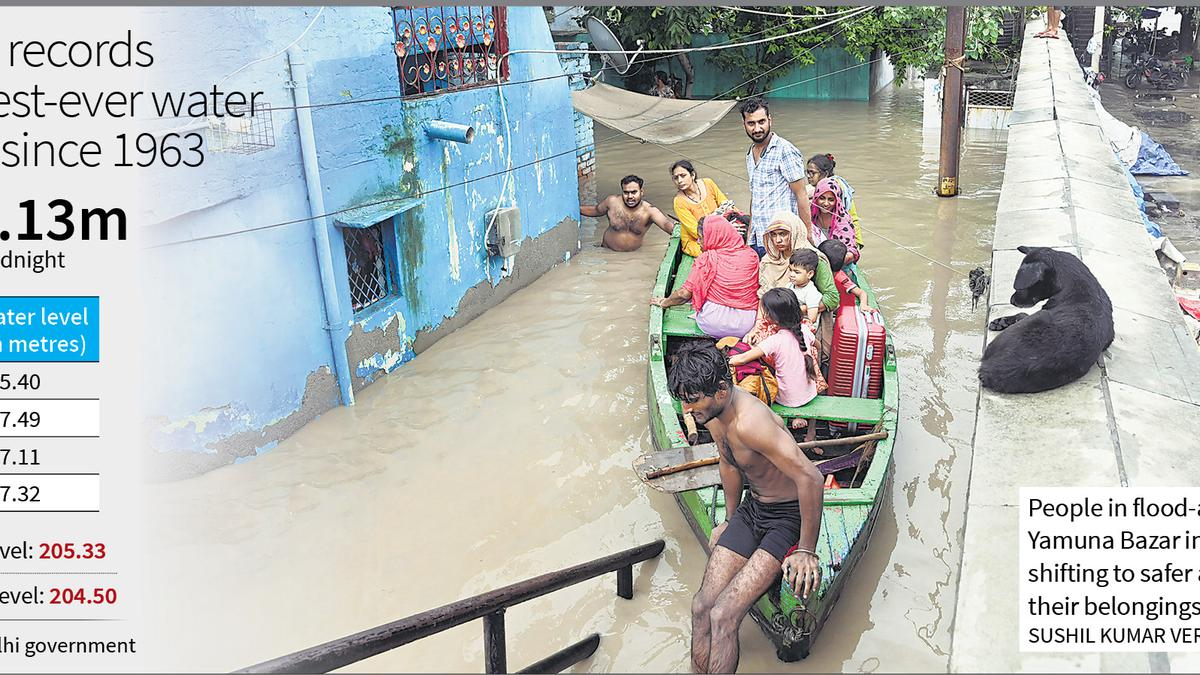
[727,287,820,440]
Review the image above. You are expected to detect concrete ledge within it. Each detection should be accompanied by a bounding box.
[951,22,1200,673]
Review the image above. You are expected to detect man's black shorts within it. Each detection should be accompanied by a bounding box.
[716,495,801,562]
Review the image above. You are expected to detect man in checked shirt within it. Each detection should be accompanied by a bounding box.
[741,97,814,257]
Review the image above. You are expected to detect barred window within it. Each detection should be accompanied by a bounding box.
[392,6,509,98]
[343,222,394,313]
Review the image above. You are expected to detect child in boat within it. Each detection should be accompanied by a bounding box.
[788,248,824,363]
[788,249,823,325]
[727,287,819,440]
[817,239,870,311]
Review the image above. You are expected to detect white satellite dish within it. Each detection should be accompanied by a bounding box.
[586,16,636,75]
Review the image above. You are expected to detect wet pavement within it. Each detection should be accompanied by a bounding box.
[953,24,1200,674]
[1099,73,1200,262]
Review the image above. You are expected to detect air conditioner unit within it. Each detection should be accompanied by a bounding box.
[485,206,522,258]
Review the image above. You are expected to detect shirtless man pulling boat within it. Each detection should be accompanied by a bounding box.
[669,341,824,674]
[581,175,675,252]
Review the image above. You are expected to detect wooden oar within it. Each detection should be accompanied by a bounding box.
[682,411,699,445]
[644,430,889,480]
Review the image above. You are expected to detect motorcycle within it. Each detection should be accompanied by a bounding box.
[1125,55,1187,90]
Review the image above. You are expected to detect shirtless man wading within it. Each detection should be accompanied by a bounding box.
[670,342,824,674]
[580,175,674,252]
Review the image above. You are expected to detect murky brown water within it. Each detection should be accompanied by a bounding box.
[142,87,1006,672]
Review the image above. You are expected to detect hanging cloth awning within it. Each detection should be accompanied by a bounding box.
[571,82,737,145]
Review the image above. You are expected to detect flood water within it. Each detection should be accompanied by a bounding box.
[142,87,1006,672]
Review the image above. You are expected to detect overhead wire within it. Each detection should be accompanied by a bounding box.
[146,8,874,250]
[720,5,873,19]
[151,8,327,136]
[479,5,858,273]
[217,7,326,87]
[604,54,974,278]
[483,8,875,269]
[144,6,869,122]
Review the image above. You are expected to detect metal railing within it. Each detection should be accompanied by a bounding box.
[237,539,666,674]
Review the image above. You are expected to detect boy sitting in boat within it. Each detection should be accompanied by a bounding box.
[788,248,824,358]
[816,239,869,310]
[669,342,824,673]
[813,239,874,366]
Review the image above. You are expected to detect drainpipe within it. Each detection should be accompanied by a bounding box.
[425,120,475,144]
[288,46,355,407]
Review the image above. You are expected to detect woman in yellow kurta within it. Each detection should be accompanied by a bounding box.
[670,160,735,257]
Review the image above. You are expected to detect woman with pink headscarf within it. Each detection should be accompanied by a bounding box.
[649,215,760,339]
[810,178,859,267]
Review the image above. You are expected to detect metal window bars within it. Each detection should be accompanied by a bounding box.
[392,6,508,97]
[965,89,1016,109]
[343,224,392,313]
[207,101,276,155]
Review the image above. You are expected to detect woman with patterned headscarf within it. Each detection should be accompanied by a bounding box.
[806,153,863,250]
[810,178,859,267]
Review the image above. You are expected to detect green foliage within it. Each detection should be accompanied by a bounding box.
[704,7,843,96]
[842,7,1016,78]
[587,6,718,52]
[586,6,1019,95]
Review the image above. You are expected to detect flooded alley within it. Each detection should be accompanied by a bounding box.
[142,87,1006,672]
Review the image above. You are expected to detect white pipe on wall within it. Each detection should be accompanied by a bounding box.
[288,46,355,407]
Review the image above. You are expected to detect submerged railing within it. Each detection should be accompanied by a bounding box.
[237,539,666,674]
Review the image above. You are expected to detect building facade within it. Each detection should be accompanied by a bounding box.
[141,6,588,477]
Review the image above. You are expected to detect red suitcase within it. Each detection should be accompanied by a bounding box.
[827,305,886,432]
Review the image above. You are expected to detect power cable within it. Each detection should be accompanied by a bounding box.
[479,8,871,274]
[145,6,869,122]
[606,55,974,279]
[144,14,870,250]
[218,8,326,87]
[720,6,873,20]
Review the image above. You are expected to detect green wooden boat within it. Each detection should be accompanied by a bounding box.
[645,230,899,662]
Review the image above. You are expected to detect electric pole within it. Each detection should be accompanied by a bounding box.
[938,6,967,197]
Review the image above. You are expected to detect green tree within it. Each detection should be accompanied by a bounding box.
[704,7,848,96]
[585,6,721,98]
[586,6,1018,97]
[841,7,1016,78]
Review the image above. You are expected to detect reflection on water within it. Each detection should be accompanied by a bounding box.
[143,88,1005,672]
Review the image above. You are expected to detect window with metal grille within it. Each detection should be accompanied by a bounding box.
[392,6,509,98]
[343,222,394,313]
[966,89,1016,109]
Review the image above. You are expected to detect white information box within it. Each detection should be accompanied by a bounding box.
[0,473,100,512]
[0,399,100,438]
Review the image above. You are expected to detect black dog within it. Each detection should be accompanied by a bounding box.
[979,246,1114,394]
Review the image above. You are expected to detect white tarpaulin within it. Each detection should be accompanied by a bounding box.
[571,82,738,145]
[1088,87,1142,167]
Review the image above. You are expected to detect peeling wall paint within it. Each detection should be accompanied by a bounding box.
[144,368,340,481]
[140,7,588,476]
[443,146,461,282]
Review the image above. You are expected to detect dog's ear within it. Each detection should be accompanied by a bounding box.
[1013,260,1050,290]
[1017,245,1031,254]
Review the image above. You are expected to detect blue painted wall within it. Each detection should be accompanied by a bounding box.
[141,7,582,469]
